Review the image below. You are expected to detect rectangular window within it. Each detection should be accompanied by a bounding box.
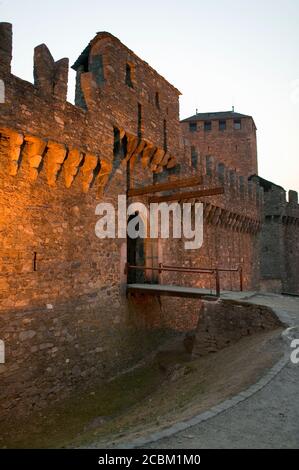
[219,120,226,131]
[189,122,197,132]
[234,119,241,130]
[204,121,212,131]
[125,63,134,88]
[138,103,142,138]
[155,92,160,109]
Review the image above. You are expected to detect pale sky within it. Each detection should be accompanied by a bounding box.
[2,0,299,194]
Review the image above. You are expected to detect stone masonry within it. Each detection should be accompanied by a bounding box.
[180,111,258,177]
[0,23,298,418]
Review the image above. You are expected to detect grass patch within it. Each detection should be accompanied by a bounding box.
[0,363,163,448]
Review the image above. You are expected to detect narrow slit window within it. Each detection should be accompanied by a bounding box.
[155,91,160,109]
[125,63,134,88]
[33,252,37,271]
[138,103,142,138]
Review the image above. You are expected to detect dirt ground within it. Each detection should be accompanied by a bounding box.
[0,327,283,449]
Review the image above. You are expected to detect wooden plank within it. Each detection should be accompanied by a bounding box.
[127,176,203,197]
[148,186,224,203]
[127,284,219,300]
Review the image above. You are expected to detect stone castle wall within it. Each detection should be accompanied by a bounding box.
[0,23,185,418]
[190,299,283,357]
[0,21,296,419]
[159,154,262,293]
[251,177,299,294]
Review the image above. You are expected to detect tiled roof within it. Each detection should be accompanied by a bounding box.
[181,111,252,122]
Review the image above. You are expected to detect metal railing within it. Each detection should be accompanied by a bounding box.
[125,262,243,297]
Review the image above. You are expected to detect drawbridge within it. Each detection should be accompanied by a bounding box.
[126,263,243,301]
[126,176,243,301]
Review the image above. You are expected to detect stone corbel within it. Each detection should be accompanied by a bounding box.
[129,140,147,169]
[81,153,98,193]
[220,210,229,227]
[141,143,155,169]
[63,148,83,188]
[203,203,212,222]
[228,214,235,230]
[207,206,217,224]
[123,133,139,163]
[97,158,112,195]
[24,135,47,181]
[0,128,24,176]
[243,217,250,233]
[160,152,171,167]
[166,156,177,169]
[45,141,67,187]
[154,165,163,174]
[151,148,165,166]
[119,128,126,140]
[230,214,238,230]
[213,207,222,225]
[238,215,245,231]
[239,215,246,232]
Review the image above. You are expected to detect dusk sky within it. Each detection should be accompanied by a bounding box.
[2,0,299,193]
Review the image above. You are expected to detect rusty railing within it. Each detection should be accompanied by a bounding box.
[125,263,243,297]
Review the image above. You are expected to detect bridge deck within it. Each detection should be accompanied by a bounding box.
[127,283,219,300]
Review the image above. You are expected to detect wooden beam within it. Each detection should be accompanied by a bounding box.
[127,176,203,197]
[127,285,219,300]
[148,186,224,203]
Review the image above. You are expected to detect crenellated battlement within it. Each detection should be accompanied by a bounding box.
[250,175,299,224]
[0,21,180,202]
[202,155,263,209]
[0,22,181,164]
[178,154,264,234]
[0,24,69,102]
[0,22,12,74]
[34,44,69,101]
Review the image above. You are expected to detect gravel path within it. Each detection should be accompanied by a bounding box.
[144,293,299,449]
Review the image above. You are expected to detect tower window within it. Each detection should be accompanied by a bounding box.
[234,119,241,130]
[204,121,212,131]
[219,120,226,131]
[189,122,197,132]
[125,63,134,88]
